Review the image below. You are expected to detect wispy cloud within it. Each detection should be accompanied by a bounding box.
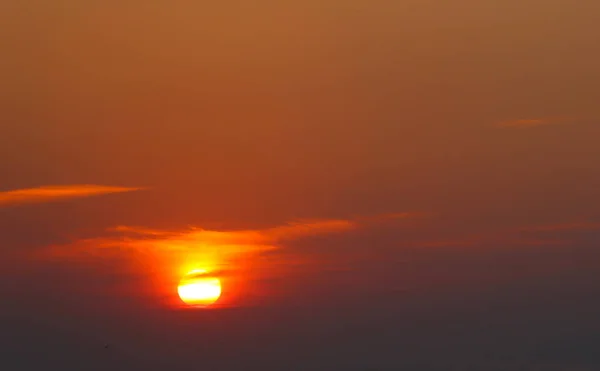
[0,185,145,207]
[416,236,484,248]
[467,361,593,371]
[353,212,431,225]
[415,236,569,249]
[416,218,600,250]
[28,212,425,307]
[259,219,356,241]
[494,116,576,128]
[521,221,600,232]
[104,218,358,256]
[36,213,425,271]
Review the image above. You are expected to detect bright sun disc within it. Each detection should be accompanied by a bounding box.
[177,270,222,307]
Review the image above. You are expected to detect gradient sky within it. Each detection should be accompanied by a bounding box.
[1,1,600,370]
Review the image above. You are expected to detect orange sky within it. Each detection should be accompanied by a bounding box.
[1,1,600,370]
[3,2,599,223]
[2,0,600,310]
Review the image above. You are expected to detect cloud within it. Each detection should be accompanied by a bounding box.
[494,116,576,128]
[521,221,600,232]
[29,211,426,307]
[416,236,484,248]
[465,361,594,371]
[35,213,424,270]
[261,219,356,241]
[109,218,357,251]
[496,118,548,128]
[415,218,600,250]
[0,185,145,207]
[415,236,569,249]
[353,212,431,225]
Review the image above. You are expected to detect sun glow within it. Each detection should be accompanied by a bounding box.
[177,269,222,307]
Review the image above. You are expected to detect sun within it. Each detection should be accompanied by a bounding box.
[177,269,222,307]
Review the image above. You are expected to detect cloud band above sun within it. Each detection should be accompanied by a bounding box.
[0,185,145,207]
[31,212,427,307]
[37,213,427,266]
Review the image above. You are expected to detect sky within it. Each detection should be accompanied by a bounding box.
[1,1,600,370]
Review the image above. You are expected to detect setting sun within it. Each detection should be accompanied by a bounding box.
[177,269,222,307]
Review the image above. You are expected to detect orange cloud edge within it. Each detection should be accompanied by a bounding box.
[40,212,428,260]
[0,185,145,207]
[32,212,428,308]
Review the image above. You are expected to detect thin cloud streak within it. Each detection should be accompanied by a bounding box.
[37,213,424,263]
[415,236,570,249]
[415,219,600,249]
[0,185,145,207]
[494,116,577,128]
[521,221,600,232]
